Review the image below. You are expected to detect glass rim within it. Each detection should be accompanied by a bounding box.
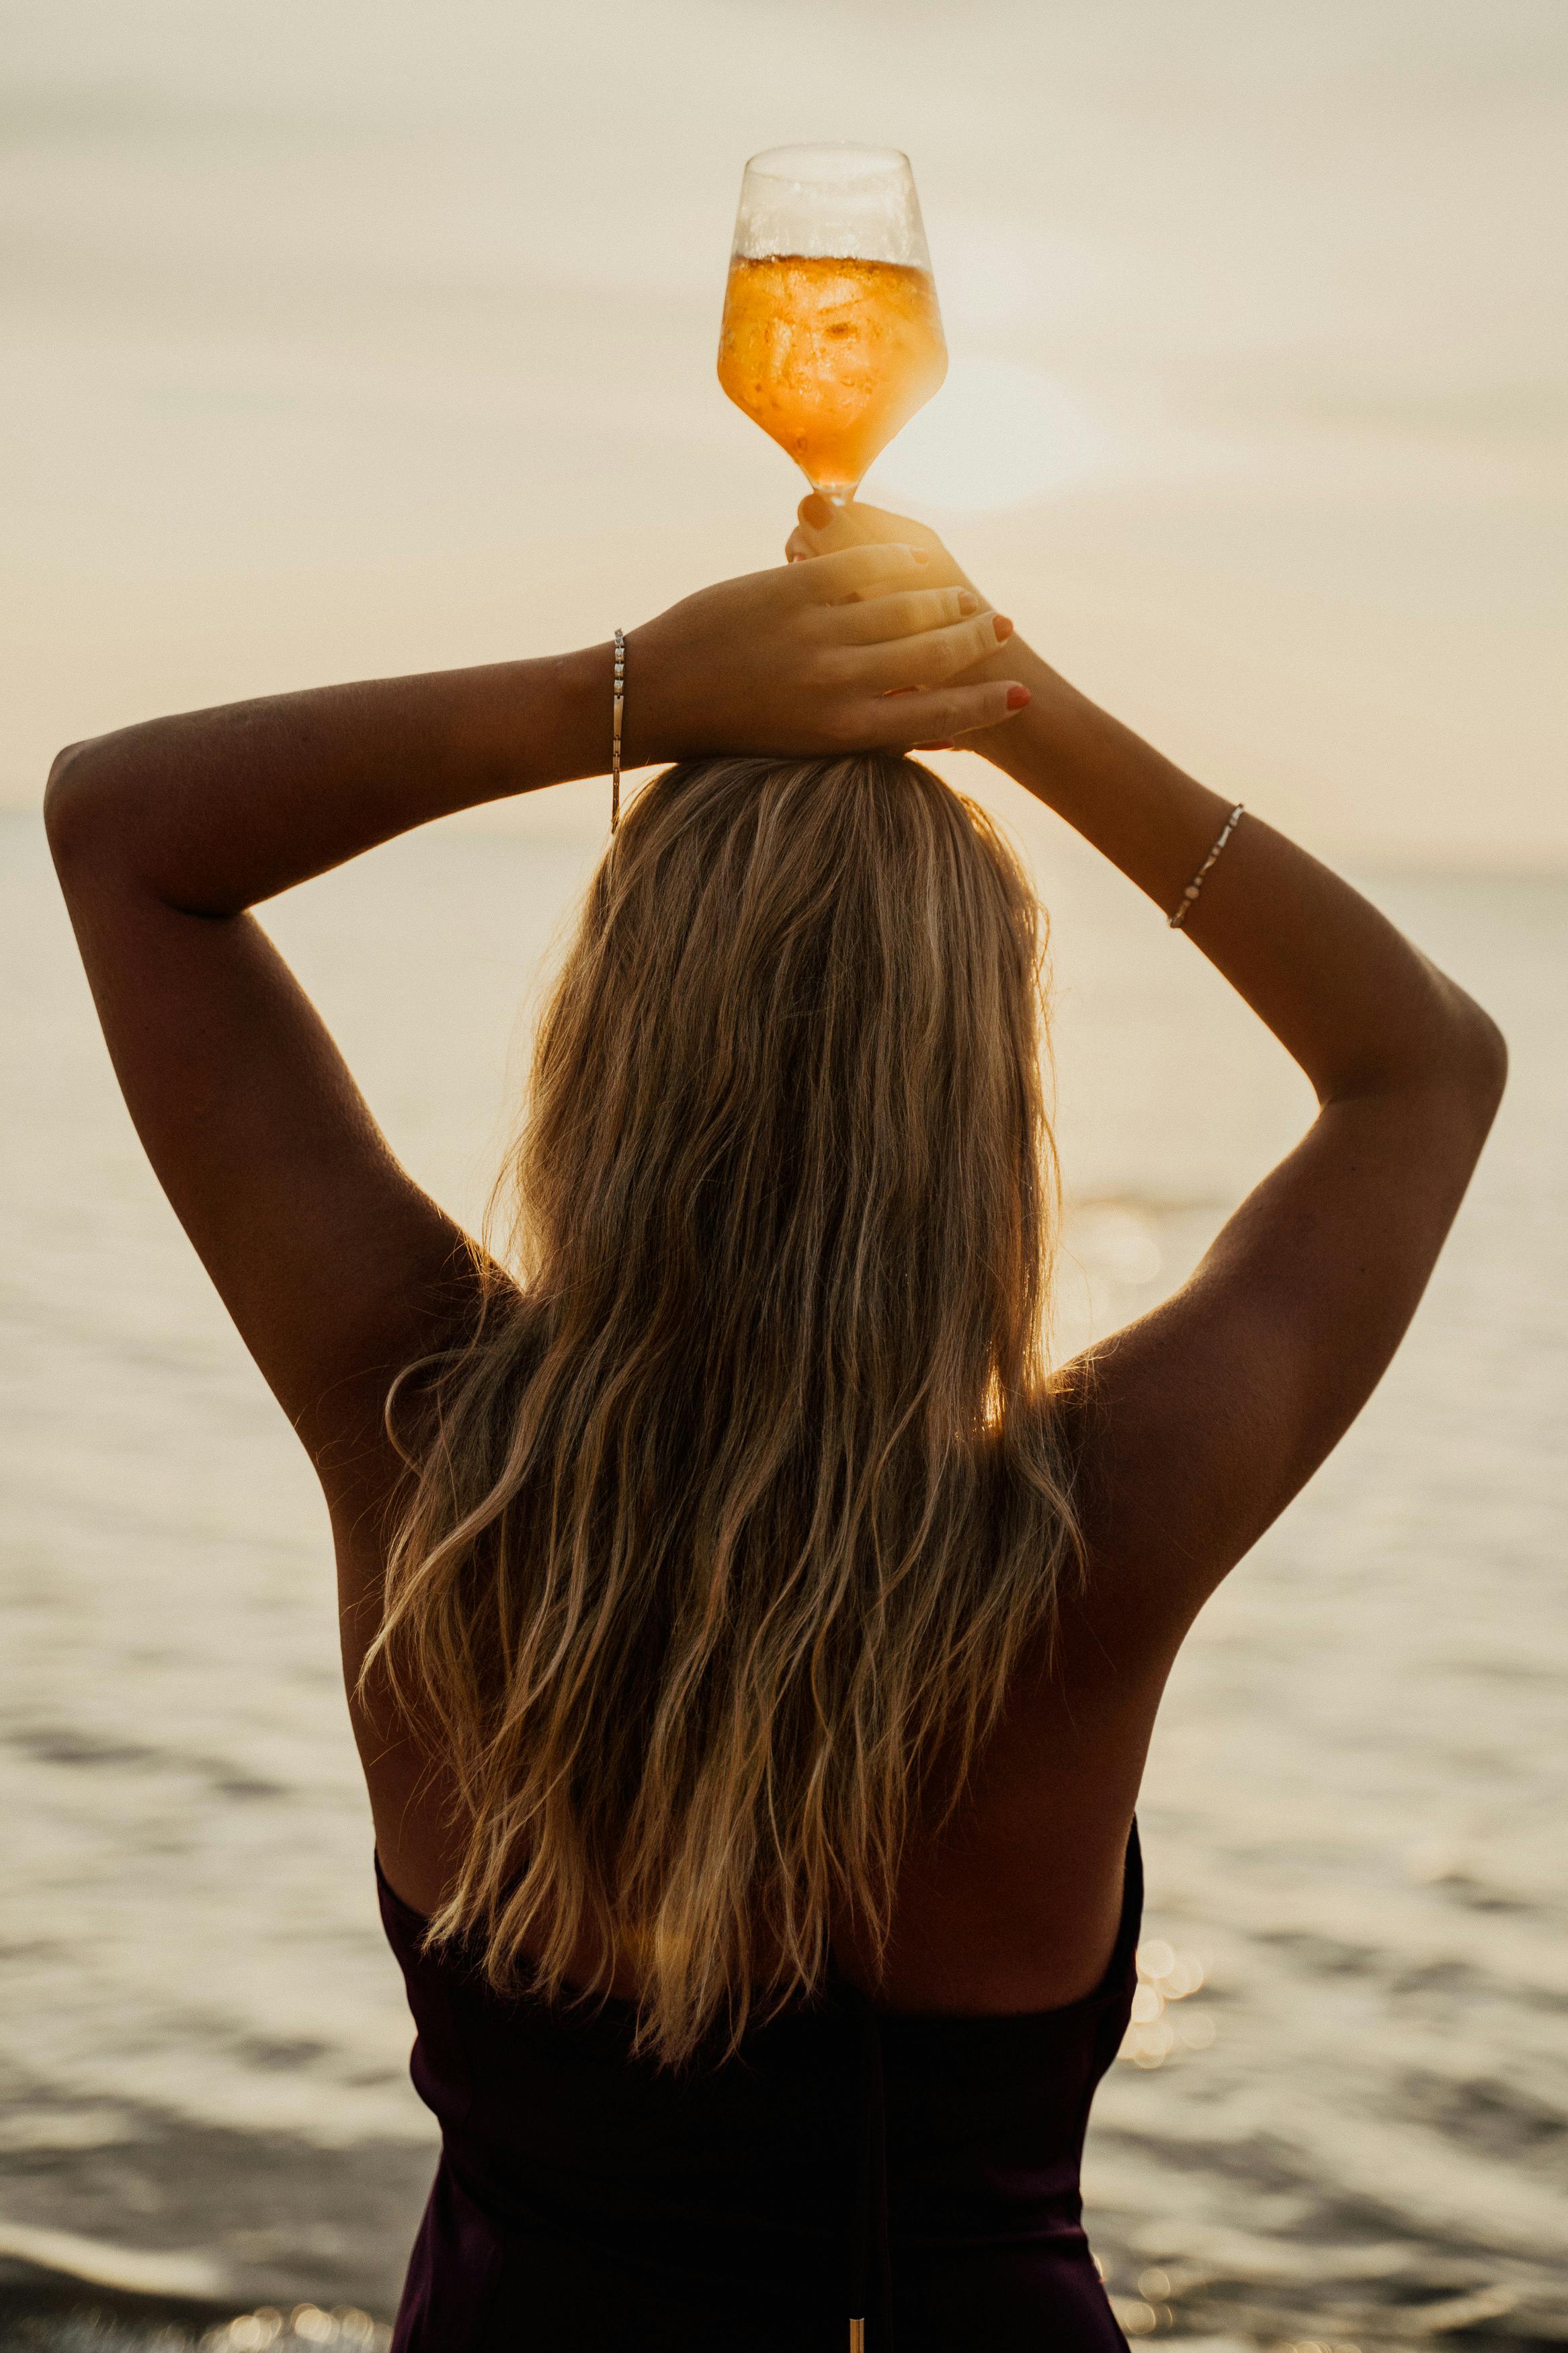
[741,142,914,186]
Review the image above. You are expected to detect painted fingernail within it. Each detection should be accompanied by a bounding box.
[1005,684,1030,711]
[993,614,1014,643]
[957,589,980,614]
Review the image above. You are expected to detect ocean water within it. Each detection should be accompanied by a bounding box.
[1,802,1563,2348]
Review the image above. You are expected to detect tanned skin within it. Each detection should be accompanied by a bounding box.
[45,516,1503,2011]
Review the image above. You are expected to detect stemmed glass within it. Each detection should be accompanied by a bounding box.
[716,144,947,506]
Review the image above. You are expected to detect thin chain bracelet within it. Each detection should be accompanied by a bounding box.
[1169,803,1244,929]
[610,628,626,833]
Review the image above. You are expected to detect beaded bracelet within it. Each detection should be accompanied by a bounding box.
[1169,804,1244,929]
[610,628,626,834]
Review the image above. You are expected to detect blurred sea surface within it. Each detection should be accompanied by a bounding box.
[1,806,1564,2349]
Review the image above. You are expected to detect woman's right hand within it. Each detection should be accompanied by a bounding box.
[626,543,1026,762]
[780,497,1020,752]
[784,493,975,592]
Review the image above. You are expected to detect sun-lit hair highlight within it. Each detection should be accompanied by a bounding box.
[366,751,1081,2062]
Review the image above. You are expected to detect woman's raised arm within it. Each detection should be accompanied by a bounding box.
[43,548,1025,1476]
[788,497,1508,1657]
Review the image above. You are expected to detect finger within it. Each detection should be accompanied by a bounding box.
[824,584,986,645]
[796,543,933,602]
[786,524,849,568]
[797,493,917,538]
[848,610,1014,691]
[794,493,876,541]
[787,504,869,567]
[792,509,964,595]
[855,680,1030,746]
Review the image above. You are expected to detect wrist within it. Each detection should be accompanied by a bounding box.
[619,611,700,769]
[961,641,1061,770]
[512,639,630,791]
[450,643,616,799]
[559,639,622,782]
[618,621,662,768]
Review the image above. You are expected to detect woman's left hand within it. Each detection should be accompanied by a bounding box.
[626,545,1026,762]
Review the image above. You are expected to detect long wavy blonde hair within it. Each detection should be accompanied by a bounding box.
[368,751,1081,2061]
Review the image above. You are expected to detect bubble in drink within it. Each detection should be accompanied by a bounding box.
[717,253,947,500]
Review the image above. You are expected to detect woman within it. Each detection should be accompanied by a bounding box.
[46,500,1503,2352]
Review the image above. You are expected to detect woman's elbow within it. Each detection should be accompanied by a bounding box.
[1444,987,1508,1135]
[44,735,118,876]
[1466,1000,1508,1115]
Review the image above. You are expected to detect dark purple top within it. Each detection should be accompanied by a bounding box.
[376,1826,1140,2352]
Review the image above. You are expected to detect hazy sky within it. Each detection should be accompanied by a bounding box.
[4,0,1564,859]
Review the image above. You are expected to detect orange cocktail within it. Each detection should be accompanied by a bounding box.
[718,253,947,502]
[718,146,947,503]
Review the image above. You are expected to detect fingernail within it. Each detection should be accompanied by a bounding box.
[993,614,1014,643]
[1005,684,1030,711]
[957,588,979,614]
[802,493,831,525]
[913,547,931,563]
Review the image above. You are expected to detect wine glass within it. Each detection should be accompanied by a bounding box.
[716,143,947,506]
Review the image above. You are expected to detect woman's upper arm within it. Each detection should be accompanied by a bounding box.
[49,797,476,1474]
[1070,1043,1505,1657]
